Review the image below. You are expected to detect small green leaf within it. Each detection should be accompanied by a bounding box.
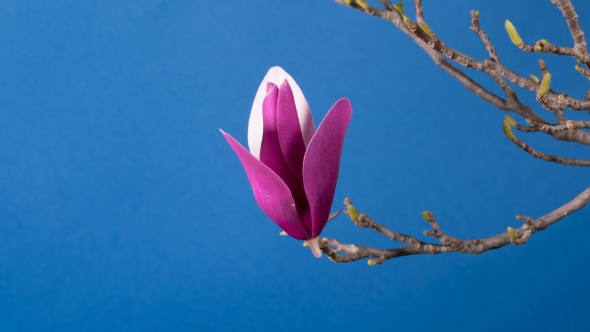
[530,74,540,83]
[393,1,405,15]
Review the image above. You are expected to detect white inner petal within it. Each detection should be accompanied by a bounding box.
[247,66,314,159]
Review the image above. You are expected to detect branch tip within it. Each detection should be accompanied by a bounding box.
[421,210,433,222]
[344,197,360,224]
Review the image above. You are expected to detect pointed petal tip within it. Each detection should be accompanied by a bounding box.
[268,66,286,74]
[336,97,353,114]
[308,237,322,258]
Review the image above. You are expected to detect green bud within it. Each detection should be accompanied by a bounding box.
[421,211,432,222]
[507,227,518,240]
[504,115,517,127]
[347,205,359,223]
[473,10,480,18]
[503,120,515,140]
[367,259,379,266]
[356,0,370,10]
[537,73,551,96]
[344,0,353,5]
[529,74,540,83]
[504,20,523,47]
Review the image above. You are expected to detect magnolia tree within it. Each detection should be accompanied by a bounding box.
[223,0,590,265]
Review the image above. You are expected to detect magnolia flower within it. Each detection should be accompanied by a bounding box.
[220,67,352,258]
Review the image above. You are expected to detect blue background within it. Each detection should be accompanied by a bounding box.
[0,0,589,330]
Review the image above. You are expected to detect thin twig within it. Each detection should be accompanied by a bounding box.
[515,38,587,61]
[470,10,500,62]
[323,186,590,263]
[414,0,424,25]
[515,124,539,133]
[333,0,590,145]
[528,118,590,133]
[507,133,590,166]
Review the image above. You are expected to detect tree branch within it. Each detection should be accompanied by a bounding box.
[333,0,590,145]
[326,0,590,264]
[506,132,590,166]
[551,0,588,59]
[322,187,590,264]
[528,118,590,133]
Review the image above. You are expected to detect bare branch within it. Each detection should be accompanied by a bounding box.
[539,59,548,78]
[528,118,590,133]
[323,186,590,263]
[325,1,590,264]
[515,123,539,133]
[333,0,590,145]
[471,11,500,62]
[551,0,588,58]
[513,36,588,61]
[414,0,424,25]
[506,131,590,166]
[343,198,454,251]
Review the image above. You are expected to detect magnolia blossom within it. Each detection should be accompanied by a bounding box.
[220,67,352,258]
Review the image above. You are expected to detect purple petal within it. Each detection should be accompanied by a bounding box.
[248,67,315,159]
[260,84,313,233]
[302,98,352,237]
[277,80,306,179]
[221,130,310,240]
